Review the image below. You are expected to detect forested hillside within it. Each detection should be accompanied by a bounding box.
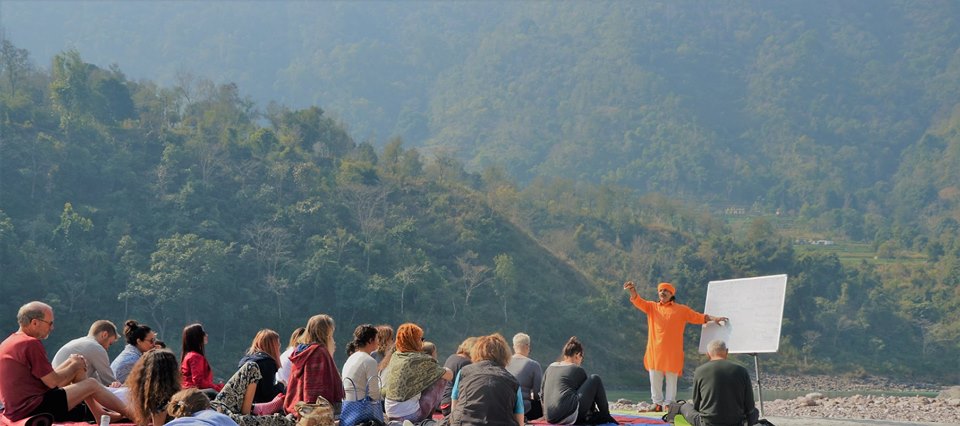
[4,1,960,253]
[1,42,958,385]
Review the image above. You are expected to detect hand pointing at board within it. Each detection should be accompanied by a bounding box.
[703,314,729,325]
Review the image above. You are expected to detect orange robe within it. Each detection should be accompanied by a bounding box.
[630,293,706,375]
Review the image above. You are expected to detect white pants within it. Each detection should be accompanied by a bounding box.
[649,370,678,405]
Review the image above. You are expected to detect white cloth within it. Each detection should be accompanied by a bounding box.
[341,351,381,401]
[649,369,679,405]
[108,386,129,403]
[276,346,295,384]
[385,393,420,419]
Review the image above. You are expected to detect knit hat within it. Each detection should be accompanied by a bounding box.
[657,282,676,295]
[395,323,423,353]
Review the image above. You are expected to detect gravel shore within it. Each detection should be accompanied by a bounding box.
[611,376,960,425]
[762,393,960,424]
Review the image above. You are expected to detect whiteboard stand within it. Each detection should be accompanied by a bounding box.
[698,274,787,420]
[751,353,765,417]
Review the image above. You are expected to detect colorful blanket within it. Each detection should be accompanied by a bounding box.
[428,410,687,425]
[7,409,691,426]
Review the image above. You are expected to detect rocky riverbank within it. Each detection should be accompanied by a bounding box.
[611,378,960,424]
[763,392,960,424]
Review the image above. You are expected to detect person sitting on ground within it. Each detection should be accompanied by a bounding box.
[373,324,396,396]
[0,301,132,423]
[448,333,524,426]
[541,336,617,425]
[341,324,381,403]
[52,320,121,387]
[127,349,181,426]
[422,341,437,360]
[506,332,543,422]
[677,339,759,426]
[383,323,453,424]
[371,324,394,366]
[440,337,476,416]
[211,360,295,426]
[238,329,286,404]
[284,314,345,416]
[276,327,305,386]
[111,320,157,384]
[166,388,238,426]
[181,323,224,399]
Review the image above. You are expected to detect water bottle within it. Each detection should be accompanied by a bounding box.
[100,414,110,426]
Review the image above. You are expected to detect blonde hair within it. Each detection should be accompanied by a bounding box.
[301,314,335,353]
[287,327,306,349]
[166,388,210,418]
[375,324,395,372]
[375,324,394,354]
[456,336,478,357]
[248,329,282,368]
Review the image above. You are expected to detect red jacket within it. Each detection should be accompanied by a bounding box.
[181,351,224,391]
[284,344,345,416]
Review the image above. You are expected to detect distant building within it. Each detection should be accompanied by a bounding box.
[724,207,746,215]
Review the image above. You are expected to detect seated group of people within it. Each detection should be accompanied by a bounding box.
[0,301,630,426]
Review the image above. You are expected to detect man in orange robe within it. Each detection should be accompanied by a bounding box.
[624,281,727,412]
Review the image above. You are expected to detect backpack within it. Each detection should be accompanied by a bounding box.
[661,400,686,423]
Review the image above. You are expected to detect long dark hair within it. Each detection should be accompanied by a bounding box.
[181,323,206,357]
[124,320,152,346]
[345,324,378,356]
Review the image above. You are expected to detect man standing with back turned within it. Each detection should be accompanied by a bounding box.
[679,339,759,426]
[0,301,131,422]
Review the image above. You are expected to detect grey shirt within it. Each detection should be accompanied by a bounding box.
[506,354,542,411]
[541,362,584,424]
[52,336,117,385]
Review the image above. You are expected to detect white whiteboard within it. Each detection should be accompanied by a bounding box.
[697,274,787,354]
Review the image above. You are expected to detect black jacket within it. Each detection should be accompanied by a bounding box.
[238,351,286,403]
[450,360,520,426]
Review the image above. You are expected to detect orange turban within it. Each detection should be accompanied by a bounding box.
[395,323,423,353]
[658,282,676,295]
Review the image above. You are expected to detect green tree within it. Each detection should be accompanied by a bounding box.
[122,233,233,335]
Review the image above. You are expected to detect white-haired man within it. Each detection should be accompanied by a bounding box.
[678,339,759,426]
[505,332,543,421]
[0,301,131,422]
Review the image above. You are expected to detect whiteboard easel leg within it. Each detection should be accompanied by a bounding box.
[752,353,764,417]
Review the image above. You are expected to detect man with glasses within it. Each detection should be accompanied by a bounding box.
[0,301,131,422]
[52,320,121,387]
